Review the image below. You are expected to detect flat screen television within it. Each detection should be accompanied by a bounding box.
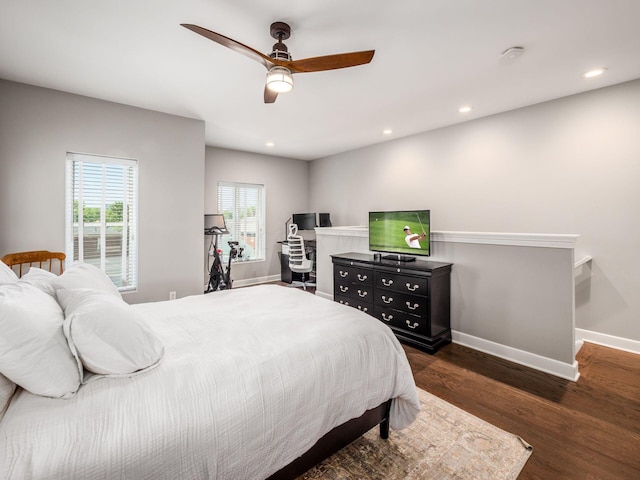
[369,210,430,261]
[292,212,317,230]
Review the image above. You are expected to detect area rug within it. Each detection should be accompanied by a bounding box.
[299,388,532,480]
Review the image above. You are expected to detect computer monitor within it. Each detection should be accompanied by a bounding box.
[292,212,317,230]
[319,213,332,227]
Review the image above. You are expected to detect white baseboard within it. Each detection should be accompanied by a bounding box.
[452,331,580,381]
[315,291,332,300]
[575,328,640,355]
[232,274,282,288]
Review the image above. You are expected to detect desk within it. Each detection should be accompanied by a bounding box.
[278,240,316,283]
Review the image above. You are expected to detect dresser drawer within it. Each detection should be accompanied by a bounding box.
[374,290,428,316]
[375,271,428,296]
[335,265,373,286]
[335,283,374,302]
[374,305,427,335]
[335,294,373,315]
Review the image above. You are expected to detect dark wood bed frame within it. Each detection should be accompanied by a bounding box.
[267,399,392,479]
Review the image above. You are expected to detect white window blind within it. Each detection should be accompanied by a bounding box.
[65,153,138,291]
[217,182,265,261]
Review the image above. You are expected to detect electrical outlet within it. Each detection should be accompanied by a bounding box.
[169,291,176,300]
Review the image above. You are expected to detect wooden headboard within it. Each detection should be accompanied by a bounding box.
[1,250,66,277]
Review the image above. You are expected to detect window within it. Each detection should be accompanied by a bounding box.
[217,182,265,261]
[65,153,138,291]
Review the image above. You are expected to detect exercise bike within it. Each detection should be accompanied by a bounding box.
[204,215,244,293]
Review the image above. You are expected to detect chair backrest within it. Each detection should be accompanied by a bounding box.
[287,224,312,272]
[1,250,66,277]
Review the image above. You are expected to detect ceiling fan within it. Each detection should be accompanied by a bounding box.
[181,21,375,104]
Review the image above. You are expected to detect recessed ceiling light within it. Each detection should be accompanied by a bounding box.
[383,129,393,135]
[582,68,607,79]
[458,105,472,114]
[265,141,274,147]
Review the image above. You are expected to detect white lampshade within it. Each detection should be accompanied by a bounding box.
[266,66,294,93]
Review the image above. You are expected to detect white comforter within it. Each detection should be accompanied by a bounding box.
[0,285,419,480]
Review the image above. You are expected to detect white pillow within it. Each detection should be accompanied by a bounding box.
[0,261,18,285]
[0,373,16,421]
[20,267,57,296]
[0,282,81,398]
[58,289,164,377]
[54,262,122,299]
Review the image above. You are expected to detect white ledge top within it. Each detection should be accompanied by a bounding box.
[315,226,579,248]
[314,226,368,237]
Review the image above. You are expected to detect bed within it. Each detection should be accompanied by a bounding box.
[0,253,420,479]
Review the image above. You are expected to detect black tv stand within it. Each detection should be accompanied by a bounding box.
[381,254,416,262]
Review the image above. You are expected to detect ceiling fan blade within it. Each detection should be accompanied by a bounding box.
[284,50,375,73]
[264,86,278,104]
[181,24,274,70]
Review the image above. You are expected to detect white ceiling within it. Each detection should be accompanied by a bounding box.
[2,0,640,160]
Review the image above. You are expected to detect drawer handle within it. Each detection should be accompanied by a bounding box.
[357,274,368,281]
[339,300,350,306]
[339,271,349,278]
[406,320,419,329]
[381,313,393,322]
[406,302,419,311]
[406,283,419,292]
[357,306,369,313]
[357,290,368,298]
[339,285,349,293]
[382,295,394,304]
[381,278,394,287]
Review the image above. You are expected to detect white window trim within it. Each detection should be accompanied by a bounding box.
[65,152,139,292]
[217,181,266,263]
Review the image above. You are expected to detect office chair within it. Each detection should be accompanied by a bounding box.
[287,223,315,290]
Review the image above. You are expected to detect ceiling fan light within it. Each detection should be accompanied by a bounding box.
[266,66,294,93]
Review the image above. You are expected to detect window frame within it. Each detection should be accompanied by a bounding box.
[65,152,139,292]
[217,181,266,263]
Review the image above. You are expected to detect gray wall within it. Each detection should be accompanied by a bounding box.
[0,79,205,303]
[204,146,309,284]
[310,79,640,343]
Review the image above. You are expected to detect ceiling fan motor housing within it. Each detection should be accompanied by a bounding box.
[270,49,291,61]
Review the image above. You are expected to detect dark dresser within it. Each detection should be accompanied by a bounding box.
[332,252,452,353]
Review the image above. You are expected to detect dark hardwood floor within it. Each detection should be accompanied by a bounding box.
[404,341,640,480]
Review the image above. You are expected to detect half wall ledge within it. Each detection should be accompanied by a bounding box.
[431,231,579,248]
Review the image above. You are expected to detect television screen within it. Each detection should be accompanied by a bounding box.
[292,212,317,230]
[369,210,430,259]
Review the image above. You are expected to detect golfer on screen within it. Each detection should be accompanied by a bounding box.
[404,226,426,248]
